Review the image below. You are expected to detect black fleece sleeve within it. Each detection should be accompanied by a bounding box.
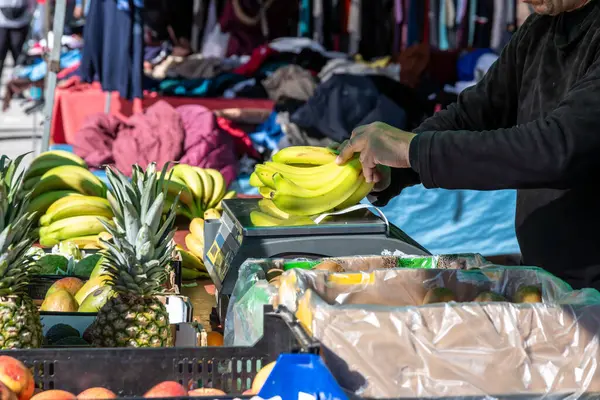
[418,55,600,190]
[371,18,529,206]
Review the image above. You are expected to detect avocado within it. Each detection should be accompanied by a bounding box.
[45,324,80,344]
[73,254,103,278]
[422,287,456,304]
[78,286,113,312]
[513,285,543,303]
[53,336,89,346]
[40,289,79,312]
[36,255,68,275]
[473,291,507,302]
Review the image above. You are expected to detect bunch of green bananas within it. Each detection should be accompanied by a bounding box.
[164,164,236,220]
[24,151,108,219]
[249,146,374,226]
[37,195,115,248]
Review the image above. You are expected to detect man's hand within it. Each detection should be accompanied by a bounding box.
[335,122,416,184]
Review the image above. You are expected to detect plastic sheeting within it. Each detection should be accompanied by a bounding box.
[281,267,600,398]
[224,254,492,347]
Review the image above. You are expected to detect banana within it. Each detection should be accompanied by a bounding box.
[249,172,263,188]
[204,209,221,220]
[215,190,236,211]
[60,235,102,248]
[334,177,374,210]
[256,163,344,191]
[32,165,106,197]
[42,196,112,226]
[97,232,113,248]
[189,218,205,241]
[163,196,193,220]
[27,190,83,215]
[264,161,334,176]
[172,164,205,213]
[249,210,313,227]
[250,210,285,227]
[259,186,273,198]
[270,159,363,216]
[23,176,41,191]
[258,199,290,219]
[39,215,114,241]
[182,267,210,280]
[192,167,214,209]
[177,248,207,272]
[204,169,226,209]
[39,235,60,248]
[164,180,198,213]
[47,195,110,216]
[272,146,338,166]
[25,150,87,179]
[185,233,205,261]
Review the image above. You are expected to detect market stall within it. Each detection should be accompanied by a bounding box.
[3,0,593,398]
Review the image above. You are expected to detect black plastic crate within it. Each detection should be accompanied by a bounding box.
[0,307,310,397]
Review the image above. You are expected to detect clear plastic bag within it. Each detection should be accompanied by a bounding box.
[224,254,491,347]
[285,267,600,398]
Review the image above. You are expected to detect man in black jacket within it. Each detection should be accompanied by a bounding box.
[336,0,600,290]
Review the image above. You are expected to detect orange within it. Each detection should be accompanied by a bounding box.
[206,332,224,347]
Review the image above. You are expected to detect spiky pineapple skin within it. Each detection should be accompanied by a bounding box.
[0,296,43,349]
[89,294,172,348]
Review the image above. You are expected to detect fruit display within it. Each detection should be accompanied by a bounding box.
[249,146,374,224]
[0,155,43,349]
[25,152,107,217]
[86,163,177,348]
[36,271,114,313]
[37,196,114,248]
[162,164,236,221]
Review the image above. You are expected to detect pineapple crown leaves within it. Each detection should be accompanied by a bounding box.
[0,154,38,296]
[101,163,179,297]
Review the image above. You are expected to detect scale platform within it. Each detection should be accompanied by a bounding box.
[202,199,430,319]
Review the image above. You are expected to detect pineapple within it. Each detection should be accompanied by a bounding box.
[0,154,43,349]
[88,163,177,347]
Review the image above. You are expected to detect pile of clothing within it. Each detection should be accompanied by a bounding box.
[72,100,243,184]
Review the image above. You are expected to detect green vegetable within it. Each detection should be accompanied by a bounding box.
[37,255,69,275]
[73,254,103,278]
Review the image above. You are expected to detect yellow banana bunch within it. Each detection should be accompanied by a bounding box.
[186,217,206,260]
[26,190,83,215]
[38,215,114,247]
[31,165,107,198]
[40,196,113,226]
[165,164,236,220]
[250,146,373,218]
[24,150,87,182]
[176,245,209,281]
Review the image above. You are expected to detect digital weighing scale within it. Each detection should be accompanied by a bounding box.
[202,198,430,319]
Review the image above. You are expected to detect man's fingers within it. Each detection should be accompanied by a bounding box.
[363,166,377,183]
[336,137,361,164]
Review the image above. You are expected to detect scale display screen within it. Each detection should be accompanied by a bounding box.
[222,198,387,237]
